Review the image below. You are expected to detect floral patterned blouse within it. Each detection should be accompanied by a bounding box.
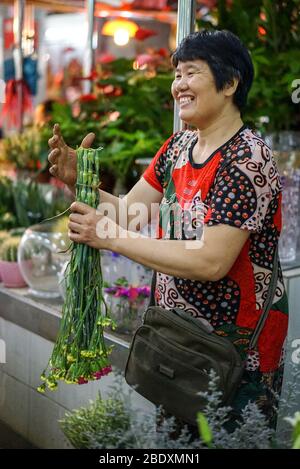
[142,125,288,374]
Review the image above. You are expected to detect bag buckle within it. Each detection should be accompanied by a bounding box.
[158,364,175,379]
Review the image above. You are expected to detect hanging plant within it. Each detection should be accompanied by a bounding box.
[38,147,115,392]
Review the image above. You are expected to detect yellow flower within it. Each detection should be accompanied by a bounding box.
[67,354,76,363]
[37,385,46,394]
[48,382,58,390]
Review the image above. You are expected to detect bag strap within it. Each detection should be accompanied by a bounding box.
[148,131,195,308]
[248,244,279,349]
[148,271,156,307]
[148,245,279,348]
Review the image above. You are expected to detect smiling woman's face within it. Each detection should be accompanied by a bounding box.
[171,59,230,129]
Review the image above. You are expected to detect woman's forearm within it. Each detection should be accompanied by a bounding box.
[110,233,219,282]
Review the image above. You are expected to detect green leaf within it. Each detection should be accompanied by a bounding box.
[293,434,300,450]
[197,412,213,446]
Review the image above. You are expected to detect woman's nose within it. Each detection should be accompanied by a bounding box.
[175,76,189,92]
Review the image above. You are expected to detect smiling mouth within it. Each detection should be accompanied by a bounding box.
[179,96,195,107]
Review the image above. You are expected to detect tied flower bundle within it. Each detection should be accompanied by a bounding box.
[38,147,115,393]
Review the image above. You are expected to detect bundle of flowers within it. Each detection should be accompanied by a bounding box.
[38,147,115,392]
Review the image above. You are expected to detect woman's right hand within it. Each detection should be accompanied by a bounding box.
[48,123,95,189]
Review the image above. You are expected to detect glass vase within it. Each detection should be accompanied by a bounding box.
[18,222,70,298]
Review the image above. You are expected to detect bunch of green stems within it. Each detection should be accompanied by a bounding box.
[38,147,115,392]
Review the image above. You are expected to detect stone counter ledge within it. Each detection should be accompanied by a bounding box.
[0,284,131,370]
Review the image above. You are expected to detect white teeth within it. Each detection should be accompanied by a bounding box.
[179,97,193,106]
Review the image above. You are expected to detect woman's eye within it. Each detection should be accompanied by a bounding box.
[175,75,181,80]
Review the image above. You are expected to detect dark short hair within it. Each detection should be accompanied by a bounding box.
[172,30,254,111]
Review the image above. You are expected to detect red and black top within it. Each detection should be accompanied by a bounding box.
[143,126,288,373]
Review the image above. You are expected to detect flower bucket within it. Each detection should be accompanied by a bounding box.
[0,260,27,288]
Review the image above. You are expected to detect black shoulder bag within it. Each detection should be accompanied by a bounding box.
[125,248,279,425]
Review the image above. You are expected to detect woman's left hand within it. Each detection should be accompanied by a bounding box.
[68,201,123,250]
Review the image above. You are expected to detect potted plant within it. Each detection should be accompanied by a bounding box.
[0,230,10,282]
[0,236,27,288]
[60,391,132,449]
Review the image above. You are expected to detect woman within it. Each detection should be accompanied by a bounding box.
[48,30,288,429]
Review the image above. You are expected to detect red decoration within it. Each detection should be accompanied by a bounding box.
[98,53,116,64]
[135,27,157,41]
[3,18,14,49]
[132,0,168,8]
[0,79,33,129]
[258,26,267,36]
[79,94,97,103]
[157,48,169,57]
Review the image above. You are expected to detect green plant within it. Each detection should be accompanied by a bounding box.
[0,231,9,246]
[1,127,46,171]
[13,180,46,227]
[285,412,300,449]
[198,0,300,134]
[60,370,300,450]
[0,174,70,231]
[0,176,17,230]
[60,393,132,449]
[0,236,21,262]
[276,363,300,447]
[196,370,275,449]
[60,374,198,449]
[12,179,70,228]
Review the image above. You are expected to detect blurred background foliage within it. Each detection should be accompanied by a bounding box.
[198,0,300,133]
[40,58,174,190]
[41,0,300,190]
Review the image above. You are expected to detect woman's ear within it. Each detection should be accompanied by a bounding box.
[223,78,239,97]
